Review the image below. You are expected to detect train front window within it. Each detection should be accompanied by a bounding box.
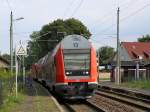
[63,52,90,76]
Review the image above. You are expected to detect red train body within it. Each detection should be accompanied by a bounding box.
[32,35,98,99]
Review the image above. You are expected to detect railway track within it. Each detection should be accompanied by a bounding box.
[59,100,104,112]
[37,81,104,112]
[96,85,150,112]
[36,80,150,112]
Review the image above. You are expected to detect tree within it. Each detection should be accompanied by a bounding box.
[25,18,91,69]
[98,46,115,64]
[138,34,150,42]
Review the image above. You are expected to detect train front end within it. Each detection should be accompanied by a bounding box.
[55,35,98,99]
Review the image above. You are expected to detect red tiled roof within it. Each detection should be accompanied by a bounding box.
[122,42,150,60]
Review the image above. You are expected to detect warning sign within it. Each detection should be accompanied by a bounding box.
[16,43,27,55]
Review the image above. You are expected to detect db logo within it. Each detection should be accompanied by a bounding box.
[73,43,78,47]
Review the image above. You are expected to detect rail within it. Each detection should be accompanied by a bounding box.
[97,85,150,111]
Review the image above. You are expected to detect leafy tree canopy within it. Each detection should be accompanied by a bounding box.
[138,34,150,42]
[25,18,91,69]
[98,46,115,64]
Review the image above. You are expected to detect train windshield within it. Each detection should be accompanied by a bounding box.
[63,50,90,76]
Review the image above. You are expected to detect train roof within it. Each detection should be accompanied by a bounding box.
[36,35,92,64]
[52,34,91,55]
[61,35,91,49]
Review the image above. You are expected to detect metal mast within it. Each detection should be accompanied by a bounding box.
[116,7,120,84]
[10,11,13,75]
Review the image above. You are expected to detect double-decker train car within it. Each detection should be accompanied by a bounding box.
[32,35,98,99]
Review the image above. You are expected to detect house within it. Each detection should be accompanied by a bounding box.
[145,61,150,79]
[0,56,10,71]
[111,42,150,82]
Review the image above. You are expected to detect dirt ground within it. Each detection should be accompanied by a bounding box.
[11,82,60,112]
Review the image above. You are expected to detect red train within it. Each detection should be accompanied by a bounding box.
[32,35,98,99]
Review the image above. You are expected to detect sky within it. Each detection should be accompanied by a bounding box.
[0,0,150,54]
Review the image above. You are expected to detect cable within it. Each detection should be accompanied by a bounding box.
[91,0,140,31]
[90,0,133,31]
[14,32,33,35]
[63,0,76,18]
[90,38,114,46]
[28,1,84,40]
[70,0,84,17]
[93,3,150,36]
[32,31,52,40]
[121,0,140,12]
[92,23,115,36]
[5,0,12,11]
[121,3,150,22]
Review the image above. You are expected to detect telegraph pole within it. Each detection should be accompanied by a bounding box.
[10,11,13,75]
[116,7,120,84]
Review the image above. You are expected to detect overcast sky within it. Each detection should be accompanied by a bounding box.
[0,0,150,54]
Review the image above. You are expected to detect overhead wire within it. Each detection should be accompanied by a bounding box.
[90,38,115,47]
[63,0,76,18]
[93,1,150,36]
[120,0,140,12]
[13,32,33,35]
[121,3,150,22]
[32,31,52,40]
[21,0,84,45]
[90,0,134,31]
[70,0,84,17]
[5,0,12,11]
[92,0,139,29]
[30,0,86,42]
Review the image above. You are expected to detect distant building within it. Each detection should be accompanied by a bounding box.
[0,56,10,70]
[111,42,150,82]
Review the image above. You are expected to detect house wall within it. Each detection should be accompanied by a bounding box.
[111,66,148,82]
[120,45,132,61]
[113,45,132,62]
[111,43,150,82]
[146,65,150,79]
[0,60,9,68]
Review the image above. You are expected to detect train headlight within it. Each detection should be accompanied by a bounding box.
[86,71,89,74]
[66,72,70,75]
[66,72,72,75]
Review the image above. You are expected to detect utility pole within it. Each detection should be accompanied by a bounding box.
[10,12,24,75]
[10,11,13,75]
[116,7,120,84]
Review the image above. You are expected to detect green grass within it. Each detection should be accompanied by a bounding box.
[0,93,24,112]
[99,78,110,81]
[0,70,11,79]
[120,80,150,89]
[0,70,25,112]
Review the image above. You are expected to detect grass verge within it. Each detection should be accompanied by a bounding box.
[99,78,110,81]
[0,92,24,112]
[0,70,25,112]
[120,80,150,89]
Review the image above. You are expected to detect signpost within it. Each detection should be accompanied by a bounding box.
[16,42,27,56]
[15,41,27,97]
